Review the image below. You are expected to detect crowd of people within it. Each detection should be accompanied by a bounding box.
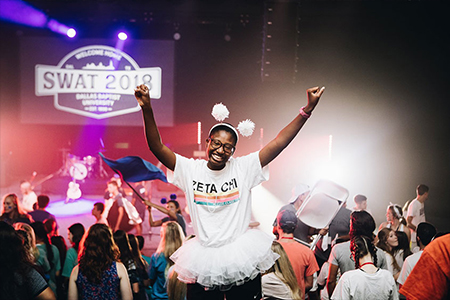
[0,189,187,300]
[1,84,449,300]
[2,179,446,300]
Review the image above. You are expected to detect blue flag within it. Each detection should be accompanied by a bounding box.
[100,153,168,183]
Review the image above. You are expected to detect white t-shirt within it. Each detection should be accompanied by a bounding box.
[331,269,399,300]
[406,199,425,241]
[329,241,388,274]
[397,250,423,286]
[384,251,397,275]
[172,152,269,247]
[262,273,294,300]
[21,191,37,213]
[170,152,276,287]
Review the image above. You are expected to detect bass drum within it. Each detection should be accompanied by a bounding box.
[69,163,88,180]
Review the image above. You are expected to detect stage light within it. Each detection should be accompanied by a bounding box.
[0,0,74,37]
[0,0,47,27]
[67,28,76,38]
[173,32,181,41]
[118,32,128,41]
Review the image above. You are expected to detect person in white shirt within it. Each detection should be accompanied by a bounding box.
[397,222,436,289]
[331,235,398,300]
[405,184,428,252]
[134,83,325,299]
[20,181,37,213]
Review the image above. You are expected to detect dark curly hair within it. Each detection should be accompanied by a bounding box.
[350,235,378,269]
[78,224,119,284]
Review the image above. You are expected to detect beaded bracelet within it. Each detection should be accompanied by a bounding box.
[300,106,311,119]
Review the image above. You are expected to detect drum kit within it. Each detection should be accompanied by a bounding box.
[57,149,109,202]
[58,150,108,180]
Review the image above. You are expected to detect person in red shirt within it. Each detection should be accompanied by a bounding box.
[399,233,450,300]
[276,209,319,300]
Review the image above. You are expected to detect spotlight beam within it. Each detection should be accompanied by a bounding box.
[0,0,74,36]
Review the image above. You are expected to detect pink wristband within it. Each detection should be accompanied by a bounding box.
[300,107,311,119]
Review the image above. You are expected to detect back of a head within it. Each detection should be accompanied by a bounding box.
[113,230,133,262]
[37,195,50,209]
[269,241,302,300]
[354,194,367,204]
[277,210,298,234]
[136,235,145,251]
[350,235,378,268]
[270,241,295,275]
[350,210,375,239]
[417,222,437,246]
[0,221,27,263]
[30,221,47,241]
[416,184,429,196]
[51,235,67,267]
[127,234,141,260]
[0,221,33,295]
[81,224,116,258]
[79,223,119,283]
[14,222,36,256]
[43,218,57,235]
[158,221,184,261]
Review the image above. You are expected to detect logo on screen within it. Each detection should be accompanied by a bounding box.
[35,45,161,119]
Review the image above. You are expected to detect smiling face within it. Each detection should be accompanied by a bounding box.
[206,130,236,170]
[387,230,398,248]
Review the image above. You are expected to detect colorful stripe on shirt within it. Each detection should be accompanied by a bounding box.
[194,189,240,206]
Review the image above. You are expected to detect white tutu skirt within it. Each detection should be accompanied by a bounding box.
[170,229,279,289]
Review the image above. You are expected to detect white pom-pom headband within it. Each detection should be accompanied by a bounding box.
[209,103,255,142]
[388,202,402,219]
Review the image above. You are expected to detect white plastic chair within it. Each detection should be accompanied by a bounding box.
[296,179,349,250]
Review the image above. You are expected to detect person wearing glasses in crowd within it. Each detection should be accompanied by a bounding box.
[134,83,325,299]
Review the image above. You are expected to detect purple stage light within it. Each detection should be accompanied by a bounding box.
[0,0,75,36]
[47,18,70,35]
[0,0,48,27]
[67,28,76,38]
[118,32,128,41]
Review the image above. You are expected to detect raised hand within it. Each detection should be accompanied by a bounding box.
[304,86,325,114]
[134,84,151,107]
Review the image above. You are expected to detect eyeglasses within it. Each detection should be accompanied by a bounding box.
[207,138,235,154]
